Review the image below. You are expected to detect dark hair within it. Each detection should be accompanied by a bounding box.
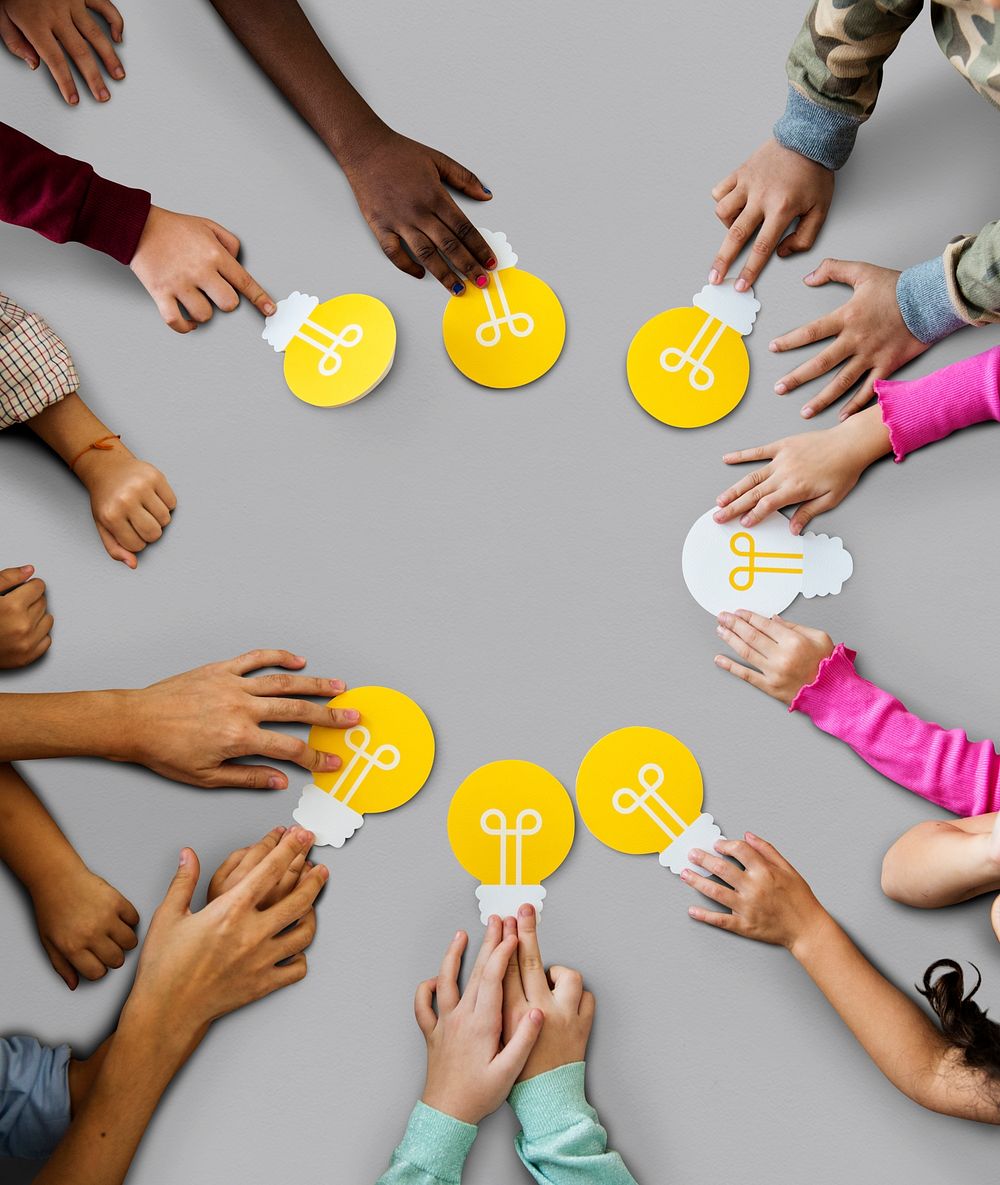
[919,960,1000,1083]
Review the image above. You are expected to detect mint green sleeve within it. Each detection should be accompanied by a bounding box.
[508,1063,638,1185]
[375,1102,477,1185]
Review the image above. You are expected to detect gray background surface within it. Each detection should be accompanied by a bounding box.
[2,2,1000,1180]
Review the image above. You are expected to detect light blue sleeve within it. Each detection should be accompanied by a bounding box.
[0,1035,72,1160]
[508,1063,638,1185]
[375,1102,477,1184]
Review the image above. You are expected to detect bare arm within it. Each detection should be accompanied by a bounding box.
[881,814,1000,908]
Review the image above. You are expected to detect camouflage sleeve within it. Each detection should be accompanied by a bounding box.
[774,0,924,170]
[896,225,1000,343]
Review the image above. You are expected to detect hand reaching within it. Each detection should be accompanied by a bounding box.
[714,611,834,705]
[0,0,124,104]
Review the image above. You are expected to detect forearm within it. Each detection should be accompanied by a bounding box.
[34,1002,201,1185]
[27,394,115,468]
[791,912,995,1121]
[881,816,1000,907]
[0,763,83,891]
[207,0,386,163]
[0,691,134,762]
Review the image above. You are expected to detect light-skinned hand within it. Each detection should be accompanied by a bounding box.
[0,0,124,104]
[129,206,276,333]
[683,832,827,958]
[770,260,928,419]
[714,405,892,534]
[0,565,53,668]
[74,441,176,568]
[415,918,544,1124]
[714,611,834,705]
[30,856,139,989]
[208,824,311,908]
[710,139,834,291]
[501,905,593,1083]
[122,650,359,789]
[341,126,497,296]
[127,827,325,1035]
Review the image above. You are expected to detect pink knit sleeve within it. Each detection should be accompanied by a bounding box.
[874,345,1000,462]
[789,643,1000,816]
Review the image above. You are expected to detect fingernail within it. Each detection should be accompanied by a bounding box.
[263,301,276,316]
[451,282,463,296]
[99,88,110,101]
[802,407,813,420]
[713,511,724,522]
[294,655,306,663]
[735,278,748,292]
[717,611,730,622]
[708,269,720,284]
[178,849,190,866]
[322,754,342,770]
[680,869,691,880]
[298,828,315,846]
[716,625,725,637]
[20,565,33,574]
[768,341,778,352]
[69,94,79,105]
[329,679,346,692]
[839,411,848,422]
[740,515,752,526]
[113,67,125,79]
[482,186,492,195]
[486,257,497,270]
[276,825,287,833]
[774,382,786,394]
[318,864,330,880]
[267,775,282,789]
[518,904,533,918]
[344,709,360,724]
[475,274,489,288]
[804,271,815,282]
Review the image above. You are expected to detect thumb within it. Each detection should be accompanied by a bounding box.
[433,150,491,200]
[0,13,39,68]
[495,1008,543,1082]
[0,564,33,593]
[163,848,200,914]
[97,523,137,569]
[804,257,858,288]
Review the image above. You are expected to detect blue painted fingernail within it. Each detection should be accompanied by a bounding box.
[482,186,492,195]
[452,282,463,296]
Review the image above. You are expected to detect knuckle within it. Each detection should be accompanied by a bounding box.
[751,237,771,257]
[415,242,436,263]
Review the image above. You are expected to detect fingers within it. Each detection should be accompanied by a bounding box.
[713,467,775,522]
[58,21,112,101]
[212,762,289,790]
[773,339,851,398]
[226,650,309,676]
[89,0,125,43]
[710,171,737,203]
[502,916,526,1005]
[714,836,763,873]
[266,863,328,932]
[713,187,744,229]
[88,935,125,971]
[433,151,492,203]
[246,673,348,700]
[549,964,584,1009]
[235,827,313,910]
[10,576,46,609]
[515,904,550,1001]
[162,848,200,914]
[467,915,503,999]
[688,904,737,931]
[272,908,317,962]
[804,257,861,289]
[776,205,826,258]
[0,12,38,67]
[685,852,740,899]
[251,728,343,776]
[736,213,787,291]
[128,505,163,544]
[801,358,868,420]
[376,229,425,280]
[475,932,519,1017]
[713,653,767,691]
[109,916,139,951]
[257,698,360,733]
[96,522,137,568]
[428,213,491,289]
[717,610,779,660]
[143,492,173,529]
[0,564,34,594]
[117,896,140,928]
[219,254,277,317]
[72,949,110,980]
[406,226,470,296]
[493,1007,544,1080]
[768,314,840,358]
[179,289,214,326]
[742,831,796,873]
[435,930,468,1014]
[33,32,78,104]
[434,201,495,269]
[710,206,762,284]
[715,618,766,666]
[154,473,177,512]
[789,493,835,536]
[414,977,438,1035]
[42,939,79,991]
[838,371,880,420]
[156,295,196,334]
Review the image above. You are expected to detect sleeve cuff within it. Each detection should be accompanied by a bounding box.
[74,171,151,265]
[389,1102,477,1182]
[773,85,860,171]
[896,257,967,344]
[0,1037,71,1159]
[508,1062,592,1140]
[788,642,859,717]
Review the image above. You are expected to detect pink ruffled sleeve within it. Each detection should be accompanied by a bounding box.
[874,345,1000,462]
[790,643,1000,816]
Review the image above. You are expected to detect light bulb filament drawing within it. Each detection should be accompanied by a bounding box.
[330,725,400,806]
[480,807,542,885]
[659,314,726,391]
[728,532,804,592]
[292,318,364,376]
[611,763,690,843]
[475,273,535,347]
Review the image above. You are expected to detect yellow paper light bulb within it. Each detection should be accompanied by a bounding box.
[626,281,759,428]
[448,759,575,922]
[292,686,434,847]
[262,291,397,407]
[575,727,722,877]
[442,230,565,389]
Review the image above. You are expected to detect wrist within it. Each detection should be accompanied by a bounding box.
[72,438,131,486]
[76,689,137,762]
[420,1084,483,1127]
[788,907,837,964]
[839,406,892,470]
[334,115,395,173]
[116,995,205,1072]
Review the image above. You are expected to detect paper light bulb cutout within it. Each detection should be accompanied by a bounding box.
[262,291,396,407]
[292,686,434,847]
[448,759,575,922]
[442,230,565,389]
[576,727,723,878]
[682,506,853,617]
[627,281,760,427]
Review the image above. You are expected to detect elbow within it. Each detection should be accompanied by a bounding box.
[880,843,908,903]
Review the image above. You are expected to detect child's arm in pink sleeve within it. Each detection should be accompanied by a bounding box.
[875,345,1000,461]
[790,643,1000,816]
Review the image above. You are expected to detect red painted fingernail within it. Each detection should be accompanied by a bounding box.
[486,257,497,270]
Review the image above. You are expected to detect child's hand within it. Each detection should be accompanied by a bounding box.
[30,858,139,989]
[771,260,929,419]
[683,832,828,956]
[0,564,53,668]
[415,919,544,1124]
[501,905,593,1083]
[208,825,310,908]
[129,206,276,334]
[714,406,892,534]
[710,139,834,291]
[0,0,124,105]
[73,441,176,568]
[340,127,496,295]
[714,611,833,705]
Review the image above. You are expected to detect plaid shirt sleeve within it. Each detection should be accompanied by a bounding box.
[0,291,79,429]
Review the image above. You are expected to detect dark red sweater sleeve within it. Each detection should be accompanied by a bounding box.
[0,122,151,265]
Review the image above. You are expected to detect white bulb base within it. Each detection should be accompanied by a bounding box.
[658,813,723,877]
[262,291,319,353]
[478,228,518,271]
[292,784,364,848]
[475,883,545,924]
[692,282,759,336]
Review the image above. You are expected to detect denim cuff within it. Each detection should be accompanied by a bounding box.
[773,85,860,171]
[896,257,967,344]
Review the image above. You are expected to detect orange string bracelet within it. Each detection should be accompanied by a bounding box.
[69,434,121,471]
